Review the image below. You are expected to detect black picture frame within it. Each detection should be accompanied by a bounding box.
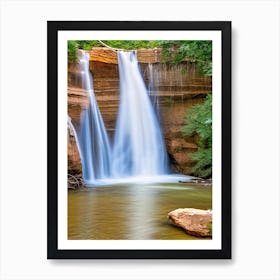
[47,21,231,259]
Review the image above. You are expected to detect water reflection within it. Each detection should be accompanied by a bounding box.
[68,182,212,240]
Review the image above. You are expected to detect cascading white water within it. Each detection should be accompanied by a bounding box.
[112,51,169,178]
[68,115,82,158]
[148,63,160,115]
[77,51,112,185]
[70,50,193,186]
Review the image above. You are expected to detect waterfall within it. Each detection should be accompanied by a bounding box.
[68,115,82,158]
[148,63,160,116]
[112,51,169,178]
[77,50,112,185]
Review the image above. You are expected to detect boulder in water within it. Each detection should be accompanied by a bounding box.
[167,208,212,237]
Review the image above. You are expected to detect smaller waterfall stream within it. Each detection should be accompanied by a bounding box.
[68,115,82,158]
[148,63,160,115]
[77,51,112,185]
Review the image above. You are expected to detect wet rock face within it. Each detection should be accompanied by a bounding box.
[68,128,82,174]
[167,208,212,237]
[67,48,212,175]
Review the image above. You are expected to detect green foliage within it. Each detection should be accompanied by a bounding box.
[159,40,212,76]
[100,40,161,49]
[190,147,212,178]
[207,222,212,233]
[75,40,102,50]
[183,94,212,178]
[68,40,78,63]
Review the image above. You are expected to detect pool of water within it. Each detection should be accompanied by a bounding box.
[68,181,212,240]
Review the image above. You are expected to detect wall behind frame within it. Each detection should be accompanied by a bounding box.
[0,0,279,279]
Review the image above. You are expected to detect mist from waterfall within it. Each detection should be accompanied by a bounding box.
[112,51,169,178]
[77,51,112,185]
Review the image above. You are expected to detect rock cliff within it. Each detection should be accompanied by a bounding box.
[68,47,212,176]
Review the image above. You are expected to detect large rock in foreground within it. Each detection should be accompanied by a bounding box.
[167,208,212,237]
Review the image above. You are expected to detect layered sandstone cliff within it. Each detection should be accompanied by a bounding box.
[68,48,212,175]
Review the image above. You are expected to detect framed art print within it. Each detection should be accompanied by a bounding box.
[47,21,231,259]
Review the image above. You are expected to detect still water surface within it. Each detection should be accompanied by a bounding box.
[68,182,212,240]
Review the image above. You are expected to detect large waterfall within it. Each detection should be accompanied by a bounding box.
[112,51,169,178]
[71,50,180,186]
[77,51,112,185]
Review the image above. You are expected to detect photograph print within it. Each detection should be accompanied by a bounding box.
[48,21,231,259]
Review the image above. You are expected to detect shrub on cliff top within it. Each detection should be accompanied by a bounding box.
[68,40,78,63]
[159,40,212,76]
